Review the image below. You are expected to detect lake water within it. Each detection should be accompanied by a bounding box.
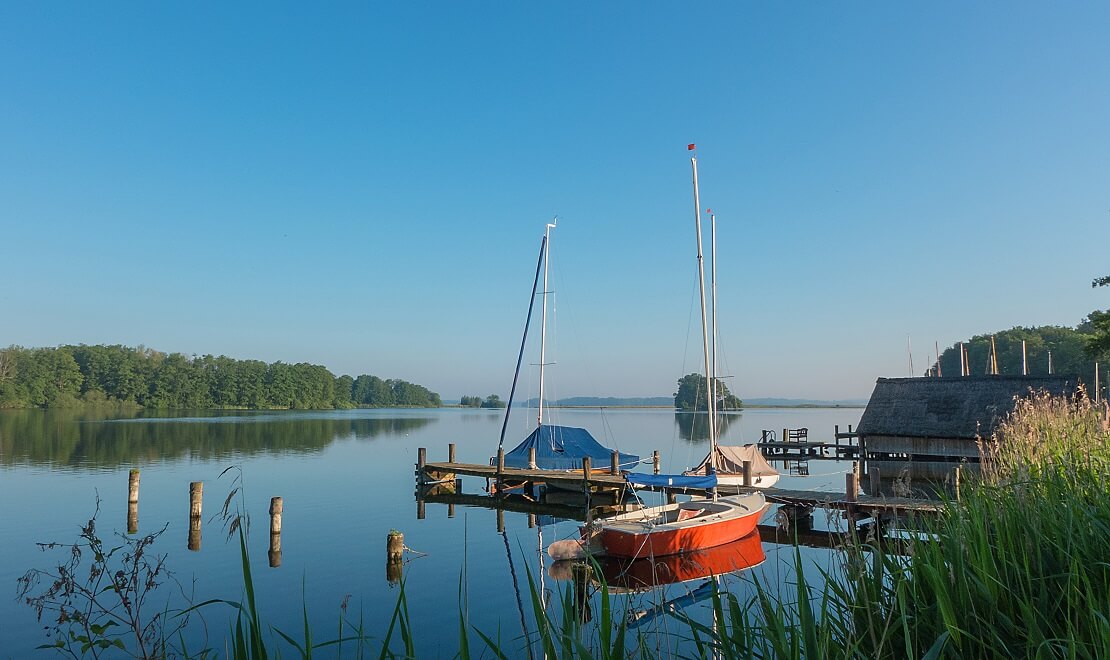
[0,406,863,656]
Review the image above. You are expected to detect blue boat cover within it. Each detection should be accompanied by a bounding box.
[625,472,718,489]
[502,424,640,471]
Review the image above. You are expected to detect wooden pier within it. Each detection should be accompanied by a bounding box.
[756,425,862,461]
[416,443,944,520]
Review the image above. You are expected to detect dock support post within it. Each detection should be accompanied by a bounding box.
[835,425,840,449]
[846,472,858,521]
[742,460,753,487]
[610,450,619,475]
[269,497,283,568]
[582,457,592,494]
[868,467,880,497]
[496,508,505,533]
[188,481,203,552]
[448,443,456,463]
[652,450,660,474]
[528,447,537,469]
[417,498,425,520]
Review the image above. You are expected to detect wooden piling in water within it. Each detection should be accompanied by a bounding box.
[387,530,404,562]
[128,469,140,504]
[386,530,403,584]
[127,468,140,533]
[496,508,505,533]
[269,497,283,535]
[188,481,203,551]
[742,460,753,487]
[528,447,537,469]
[653,450,660,474]
[582,456,591,494]
[610,450,619,475]
[190,482,203,518]
[448,443,456,464]
[572,563,593,624]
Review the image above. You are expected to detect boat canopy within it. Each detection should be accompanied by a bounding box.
[684,445,778,478]
[502,424,640,471]
[625,472,718,489]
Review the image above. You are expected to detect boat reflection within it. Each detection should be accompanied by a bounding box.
[549,530,765,592]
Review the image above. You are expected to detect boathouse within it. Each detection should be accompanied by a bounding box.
[856,375,1079,460]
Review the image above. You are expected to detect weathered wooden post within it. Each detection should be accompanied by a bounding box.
[845,471,858,521]
[417,447,427,475]
[128,469,140,503]
[188,481,203,552]
[835,425,840,449]
[869,467,880,497]
[496,508,505,533]
[954,464,962,502]
[268,496,283,568]
[127,469,140,534]
[417,498,425,520]
[652,450,660,474]
[582,456,591,494]
[783,428,789,444]
[528,514,536,529]
[528,447,537,469]
[386,530,403,584]
[742,460,753,487]
[610,450,620,475]
[190,481,203,517]
[448,443,456,464]
[496,448,506,491]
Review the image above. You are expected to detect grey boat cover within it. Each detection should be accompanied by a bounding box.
[684,445,778,479]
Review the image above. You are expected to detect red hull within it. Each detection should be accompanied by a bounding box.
[596,495,766,559]
[598,531,765,589]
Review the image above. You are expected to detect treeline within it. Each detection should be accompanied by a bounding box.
[0,344,441,410]
[930,326,1095,380]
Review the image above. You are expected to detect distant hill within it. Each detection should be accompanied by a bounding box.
[524,396,673,407]
[518,396,867,408]
[744,397,867,408]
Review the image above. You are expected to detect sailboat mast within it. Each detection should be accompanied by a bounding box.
[710,209,719,418]
[690,150,718,465]
[537,220,556,427]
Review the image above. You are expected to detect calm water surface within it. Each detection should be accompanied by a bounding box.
[1,406,862,656]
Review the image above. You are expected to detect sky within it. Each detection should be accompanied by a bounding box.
[1,2,1108,401]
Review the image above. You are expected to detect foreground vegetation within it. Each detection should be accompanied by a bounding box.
[18,392,1110,657]
[0,344,440,410]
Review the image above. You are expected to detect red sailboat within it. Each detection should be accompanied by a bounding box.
[582,146,768,559]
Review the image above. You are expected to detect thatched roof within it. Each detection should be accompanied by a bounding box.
[855,376,1079,440]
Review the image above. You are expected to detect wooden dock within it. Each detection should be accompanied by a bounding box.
[417,444,944,518]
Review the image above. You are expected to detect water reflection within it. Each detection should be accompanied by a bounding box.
[674,411,739,442]
[0,409,434,468]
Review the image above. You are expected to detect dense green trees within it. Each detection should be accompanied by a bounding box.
[459,395,483,407]
[480,394,506,409]
[931,326,1094,379]
[0,344,441,410]
[1087,275,1110,361]
[673,373,742,411]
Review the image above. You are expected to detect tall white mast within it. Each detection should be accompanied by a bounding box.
[690,149,717,473]
[537,219,556,427]
[710,208,719,418]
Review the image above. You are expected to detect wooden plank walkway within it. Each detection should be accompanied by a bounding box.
[418,461,943,515]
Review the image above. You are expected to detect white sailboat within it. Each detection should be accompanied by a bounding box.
[683,198,780,490]
[570,146,766,559]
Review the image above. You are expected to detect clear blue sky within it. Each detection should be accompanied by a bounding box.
[2,2,1107,401]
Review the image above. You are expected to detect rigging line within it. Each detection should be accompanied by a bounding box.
[498,234,548,452]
